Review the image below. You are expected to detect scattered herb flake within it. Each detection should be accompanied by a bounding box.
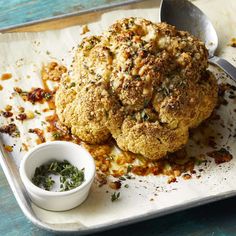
[111,192,120,202]
[35,110,41,115]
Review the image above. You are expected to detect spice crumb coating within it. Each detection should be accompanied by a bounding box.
[56,17,218,160]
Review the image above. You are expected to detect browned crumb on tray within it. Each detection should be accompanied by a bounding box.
[207,148,233,164]
[229,38,236,47]
[182,173,192,180]
[41,62,67,81]
[0,124,20,137]
[109,181,122,190]
[1,73,12,80]
[29,128,46,144]
[95,172,107,187]
[1,110,13,118]
[14,87,54,104]
[0,105,13,118]
[16,111,35,121]
[84,142,201,182]
[81,25,90,35]
[45,113,81,143]
[0,85,3,91]
[5,105,12,111]
[3,144,13,152]
[21,143,29,152]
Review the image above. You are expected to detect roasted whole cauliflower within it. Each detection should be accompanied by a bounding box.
[56,17,218,160]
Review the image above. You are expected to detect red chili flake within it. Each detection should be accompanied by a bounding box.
[16,113,27,121]
[207,148,233,164]
[27,88,53,103]
[27,88,44,103]
[14,87,54,104]
[1,111,13,118]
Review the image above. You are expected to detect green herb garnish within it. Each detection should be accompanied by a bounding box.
[119,176,126,181]
[32,160,85,192]
[111,192,120,202]
[69,82,76,88]
[43,92,52,100]
[143,99,149,108]
[195,159,203,166]
[127,165,133,173]
[52,132,62,140]
[35,110,41,115]
[41,121,47,126]
[162,85,170,96]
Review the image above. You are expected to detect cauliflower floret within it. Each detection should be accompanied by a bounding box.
[56,17,218,160]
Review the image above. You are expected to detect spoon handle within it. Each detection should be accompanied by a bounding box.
[209,56,236,82]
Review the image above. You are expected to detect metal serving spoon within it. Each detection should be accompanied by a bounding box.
[160,0,236,81]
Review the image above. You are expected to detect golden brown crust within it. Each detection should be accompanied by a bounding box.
[56,17,218,160]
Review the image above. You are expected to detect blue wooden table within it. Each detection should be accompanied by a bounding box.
[1,1,236,235]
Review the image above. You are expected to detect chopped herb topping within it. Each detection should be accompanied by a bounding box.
[43,92,52,100]
[52,131,62,140]
[119,176,126,181]
[127,164,133,173]
[35,110,41,115]
[32,160,85,191]
[41,121,47,126]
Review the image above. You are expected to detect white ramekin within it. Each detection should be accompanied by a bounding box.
[20,141,95,211]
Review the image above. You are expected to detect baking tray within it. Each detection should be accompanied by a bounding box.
[1,0,236,233]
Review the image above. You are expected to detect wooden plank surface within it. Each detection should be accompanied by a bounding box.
[0,0,142,31]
